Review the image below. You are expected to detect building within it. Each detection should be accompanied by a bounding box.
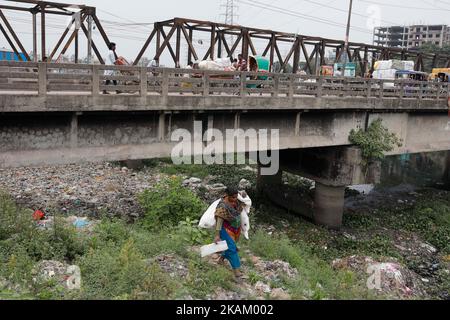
[0,48,27,61]
[373,25,450,49]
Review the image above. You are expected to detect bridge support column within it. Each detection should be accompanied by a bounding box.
[314,182,345,229]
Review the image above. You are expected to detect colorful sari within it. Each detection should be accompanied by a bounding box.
[215,199,243,270]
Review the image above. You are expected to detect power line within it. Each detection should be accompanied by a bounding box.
[236,0,373,35]
[359,0,450,11]
[302,0,403,26]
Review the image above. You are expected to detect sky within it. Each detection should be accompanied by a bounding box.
[1,0,450,65]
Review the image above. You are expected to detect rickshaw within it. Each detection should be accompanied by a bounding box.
[395,70,429,96]
[246,55,270,89]
[437,72,450,83]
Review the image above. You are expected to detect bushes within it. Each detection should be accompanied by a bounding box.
[76,239,178,300]
[138,177,206,229]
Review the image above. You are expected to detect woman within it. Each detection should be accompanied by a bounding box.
[214,187,246,281]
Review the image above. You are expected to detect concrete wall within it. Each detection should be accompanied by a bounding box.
[380,151,450,189]
[0,109,449,168]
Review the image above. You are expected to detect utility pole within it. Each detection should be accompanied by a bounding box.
[343,0,353,63]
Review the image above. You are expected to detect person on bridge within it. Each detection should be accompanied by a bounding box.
[103,42,121,95]
[214,187,248,283]
[237,54,247,72]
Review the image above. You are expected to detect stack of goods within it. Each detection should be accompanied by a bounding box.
[373,60,414,79]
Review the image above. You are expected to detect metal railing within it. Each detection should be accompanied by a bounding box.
[1,61,449,100]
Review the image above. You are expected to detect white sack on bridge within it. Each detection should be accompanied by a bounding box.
[375,60,414,71]
[198,58,234,72]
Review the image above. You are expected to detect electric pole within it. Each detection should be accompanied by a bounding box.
[343,0,353,63]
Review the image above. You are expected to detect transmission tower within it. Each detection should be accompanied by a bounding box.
[220,0,238,56]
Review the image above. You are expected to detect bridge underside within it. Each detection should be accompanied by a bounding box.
[0,109,449,168]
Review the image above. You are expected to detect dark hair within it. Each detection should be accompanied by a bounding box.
[225,187,239,197]
[109,42,116,50]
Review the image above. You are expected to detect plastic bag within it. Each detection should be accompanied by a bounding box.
[199,199,221,229]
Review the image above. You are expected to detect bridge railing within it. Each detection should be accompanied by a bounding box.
[1,61,449,100]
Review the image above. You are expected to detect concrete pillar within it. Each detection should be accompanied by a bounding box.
[314,182,345,229]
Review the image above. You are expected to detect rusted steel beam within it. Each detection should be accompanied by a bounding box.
[40,3,45,59]
[0,10,31,61]
[0,22,22,59]
[248,33,257,56]
[300,39,312,74]
[262,38,271,57]
[273,42,283,66]
[219,32,231,58]
[229,33,242,57]
[241,29,249,58]
[79,19,104,64]
[92,14,110,49]
[269,34,275,71]
[133,27,156,65]
[58,13,86,60]
[181,24,198,63]
[74,28,78,63]
[176,23,181,65]
[48,15,75,60]
[154,25,177,62]
[293,37,300,74]
[32,12,37,61]
[210,24,216,60]
[203,36,219,61]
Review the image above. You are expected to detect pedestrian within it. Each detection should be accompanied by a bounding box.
[214,187,248,282]
[103,42,121,94]
[237,54,247,72]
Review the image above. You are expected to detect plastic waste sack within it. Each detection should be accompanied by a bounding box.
[198,193,252,240]
[201,241,228,258]
[199,199,221,229]
[238,193,252,240]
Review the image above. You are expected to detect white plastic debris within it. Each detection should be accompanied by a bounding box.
[201,241,228,258]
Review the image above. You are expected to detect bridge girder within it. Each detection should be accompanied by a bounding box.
[0,0,110,64]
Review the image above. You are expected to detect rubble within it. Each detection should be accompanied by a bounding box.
[31,260,79,290]
[254,281,271,294]
[332,256,426,298]
[0,163,158,219]
[146,254,189,279]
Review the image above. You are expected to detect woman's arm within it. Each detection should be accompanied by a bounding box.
[214,217,224,243]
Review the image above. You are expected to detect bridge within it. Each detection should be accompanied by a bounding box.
[1,61,449,228]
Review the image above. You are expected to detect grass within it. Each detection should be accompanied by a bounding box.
[1,161,449,300]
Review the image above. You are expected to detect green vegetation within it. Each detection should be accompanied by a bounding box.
[138,177,206,230]
[1,159,449,300]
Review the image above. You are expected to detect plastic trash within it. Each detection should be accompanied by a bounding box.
[199,199,221,229]
[33,210,45,221]
[73,218,90,229]
[200,241,229,258]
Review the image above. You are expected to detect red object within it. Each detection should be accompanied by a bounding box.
[33,210,45,221]
[115,57,128,66]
